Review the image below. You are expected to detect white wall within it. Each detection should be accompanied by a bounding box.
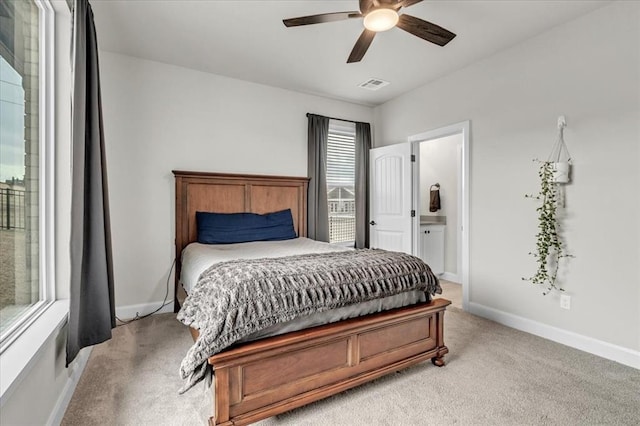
[419,135,460,274]
[98,51,374,309]
[374,1,640,355]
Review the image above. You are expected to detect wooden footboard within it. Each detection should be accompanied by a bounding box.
[203,298,450,425]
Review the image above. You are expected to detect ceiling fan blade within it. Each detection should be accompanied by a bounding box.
[359,0,375,14]
[374,0,407,10]
[399,0,423,8]
[347,29,376,63]
[283,11,361,27]
[396,14,456,46]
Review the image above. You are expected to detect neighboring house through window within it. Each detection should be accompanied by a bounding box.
[0,0,54,350]
[327,119,356,244]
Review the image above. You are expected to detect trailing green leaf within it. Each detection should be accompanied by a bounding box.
[523,160,572,295]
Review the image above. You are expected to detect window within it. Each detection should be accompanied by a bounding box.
[327,120,356,244]
[0,0,54,351]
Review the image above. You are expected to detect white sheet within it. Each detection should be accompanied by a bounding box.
[180,237,351,293]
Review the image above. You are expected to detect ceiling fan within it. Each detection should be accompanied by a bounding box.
[283,0,456,63]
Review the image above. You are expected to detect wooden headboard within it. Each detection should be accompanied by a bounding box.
[172,170,310,311]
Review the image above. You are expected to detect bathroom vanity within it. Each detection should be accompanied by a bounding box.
[419,216,445,276]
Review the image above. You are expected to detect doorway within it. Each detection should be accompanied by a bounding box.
[409,121,470,311]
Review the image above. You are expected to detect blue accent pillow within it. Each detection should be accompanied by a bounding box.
[196,209,297,244]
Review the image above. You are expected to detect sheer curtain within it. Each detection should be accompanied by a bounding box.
[355,122,372,249]
[306,114,330,242]
[67,0,115,366]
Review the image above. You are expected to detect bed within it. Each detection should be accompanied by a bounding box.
[173,170,450,426]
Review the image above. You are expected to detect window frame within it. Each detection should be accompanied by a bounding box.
[0,0,56,353]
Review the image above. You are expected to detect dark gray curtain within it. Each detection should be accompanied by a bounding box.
[67,0,115,366]
[307,114,330,242]
[355,122,372,249]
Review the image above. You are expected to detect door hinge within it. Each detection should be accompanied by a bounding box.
[411,210,416,217]
[411,154,416,162]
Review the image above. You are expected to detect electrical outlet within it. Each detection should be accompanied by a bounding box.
[560,294,571,310]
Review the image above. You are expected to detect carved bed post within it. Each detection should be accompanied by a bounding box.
[431,309,448,367]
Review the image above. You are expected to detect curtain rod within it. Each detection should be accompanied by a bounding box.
[306,113,366,125]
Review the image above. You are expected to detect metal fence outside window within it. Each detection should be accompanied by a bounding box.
[0,188,26,230]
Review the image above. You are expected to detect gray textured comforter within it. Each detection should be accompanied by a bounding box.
[177,249,441,392]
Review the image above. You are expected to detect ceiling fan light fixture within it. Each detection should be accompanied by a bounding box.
[363,8,399,32]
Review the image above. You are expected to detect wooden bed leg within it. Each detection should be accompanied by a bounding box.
[431,308,448,367]
[431,356,445,367]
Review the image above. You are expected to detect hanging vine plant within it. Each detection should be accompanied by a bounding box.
[523,160,572,295]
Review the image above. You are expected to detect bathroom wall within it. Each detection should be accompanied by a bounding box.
[419,135,460,277]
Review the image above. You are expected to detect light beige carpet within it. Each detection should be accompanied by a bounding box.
[439,280,462,308]
[62,306,640,425]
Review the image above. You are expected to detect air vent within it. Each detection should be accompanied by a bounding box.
[358,78,390,91]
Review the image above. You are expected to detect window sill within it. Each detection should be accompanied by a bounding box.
[0,300,69,406]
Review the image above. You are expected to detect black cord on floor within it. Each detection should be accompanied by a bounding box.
[115,259,175,326]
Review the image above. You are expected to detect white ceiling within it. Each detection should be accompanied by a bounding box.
[91,0,611,106]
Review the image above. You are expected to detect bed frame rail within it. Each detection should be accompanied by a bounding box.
[204,298,450,426]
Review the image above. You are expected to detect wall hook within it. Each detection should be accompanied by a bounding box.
[557,115,567,130]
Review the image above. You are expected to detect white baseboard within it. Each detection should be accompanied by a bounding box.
[440,272,460,284]
[46,346,92,426]
[468,302,640,370]
[115,300,173,320]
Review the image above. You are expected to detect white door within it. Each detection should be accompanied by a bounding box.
[369,143,413,254]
